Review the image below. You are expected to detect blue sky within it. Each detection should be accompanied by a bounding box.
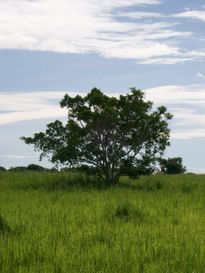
[1,0,205,172]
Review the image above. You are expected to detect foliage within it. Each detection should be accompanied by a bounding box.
[120,156,155,178]
[159,157,186,174]
[21,87,172,185]
[27,164,46,171]
[0,166,7,171]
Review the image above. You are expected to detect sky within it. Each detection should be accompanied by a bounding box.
[1,0,205,172]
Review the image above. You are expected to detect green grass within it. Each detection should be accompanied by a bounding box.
[0,171,205,272]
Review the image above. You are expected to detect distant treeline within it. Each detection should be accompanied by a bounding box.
[0,157,186,175]
[0,164,57,172]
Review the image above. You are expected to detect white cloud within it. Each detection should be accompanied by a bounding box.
[171,129,205,139]
[168,108,205,127]
[174,10,205,21]
[186,50,205,58]
[145,84,205,105]
[0,0,200,64]
[0,91,65,112]
[0,106,66,125]
[0,91,84,125]
[117,11,164,19]
[139,57,193,65]
[145,84,205,139]
[0,154,38,159]
[197,73,205,79]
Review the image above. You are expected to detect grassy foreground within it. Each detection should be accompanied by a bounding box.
[0,172,205,273]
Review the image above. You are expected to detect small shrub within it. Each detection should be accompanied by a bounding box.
[27,164,46,171]
[181,183,194,194]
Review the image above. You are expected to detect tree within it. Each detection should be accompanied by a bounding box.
[159,157,186,174]
[21,87,172,186]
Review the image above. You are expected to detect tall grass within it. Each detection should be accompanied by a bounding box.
[0,172,205,272]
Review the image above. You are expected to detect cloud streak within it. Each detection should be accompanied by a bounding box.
[0,0,204,64]
[0,91,71,125]
[145,84,205,105]
[145,84,205,139]
[0,154,38,159]
[174,10,205,21]
[197,73,205,79]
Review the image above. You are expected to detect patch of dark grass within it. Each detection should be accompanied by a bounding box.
[172,216,180,225]
[0,214,11,233]
[180,183,196,194]
[13,172,108,192]
[114,202,146,223]
[45,174,107,191]
[119,175,165,192]
[143,177,164,191]
[115,203,130,218]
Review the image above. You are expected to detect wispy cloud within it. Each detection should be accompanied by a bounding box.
[117,11,164,19]
[145,84,205,105]
[139,57,193,65]
[171,129,205,140]
[197,73,205,79]
[173,10,205,21]
[145,84,205,139]
[0,91,74,125]
[0,154,38,159]
[0,0,203,64]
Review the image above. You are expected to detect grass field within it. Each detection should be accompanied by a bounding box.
[0,172,205,273]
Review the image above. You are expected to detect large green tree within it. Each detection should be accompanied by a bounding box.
[21,88,172,185]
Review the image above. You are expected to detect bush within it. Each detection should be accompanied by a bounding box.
[27,164,46,171]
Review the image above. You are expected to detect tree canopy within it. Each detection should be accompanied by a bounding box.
[159,157,186,174]
[21,87,172,185]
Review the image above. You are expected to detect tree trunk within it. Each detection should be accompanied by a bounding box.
[104,166,111,186]
[104,166,119,186]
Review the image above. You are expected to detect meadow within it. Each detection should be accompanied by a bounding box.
[0,171,205,273]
